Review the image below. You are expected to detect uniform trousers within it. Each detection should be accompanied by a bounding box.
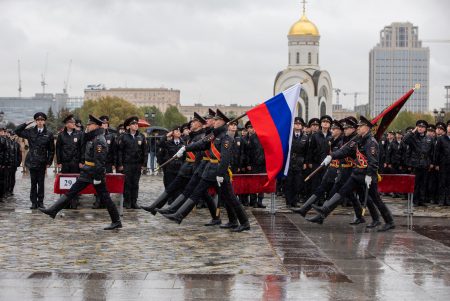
[29,167,46,204]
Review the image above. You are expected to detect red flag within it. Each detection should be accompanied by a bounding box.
[370,88,415,141]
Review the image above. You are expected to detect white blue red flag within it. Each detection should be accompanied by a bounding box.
[247,83,301,185]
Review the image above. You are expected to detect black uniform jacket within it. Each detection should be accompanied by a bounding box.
[117,131,147,166]
[435,135,450,166]
[288,131,309,171]
[332,133,379,178]
[56,129,83,165]
[15,124,55,169]
[402,131,434,168]
[79,128,108,183]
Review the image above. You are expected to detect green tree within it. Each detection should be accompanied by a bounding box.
[79,96,142,127]
[163,106,187,129]
[388,111,434,131]
[139,106,164,126]
[46,107,58,132]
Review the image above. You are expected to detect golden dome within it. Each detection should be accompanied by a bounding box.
[288,14,319,36]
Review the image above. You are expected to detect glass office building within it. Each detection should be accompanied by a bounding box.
[369,22,429,116]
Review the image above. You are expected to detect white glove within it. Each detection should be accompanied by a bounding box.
[321,155,332,166]
[365,175,372,188]
[174,146,186,158]
[216,176,224,187]
[93,179,102,185]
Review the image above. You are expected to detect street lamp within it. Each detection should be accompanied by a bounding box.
[439,109,445,122]
[433,109,439,123]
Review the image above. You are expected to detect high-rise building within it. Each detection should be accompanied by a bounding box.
[369,22,429,116]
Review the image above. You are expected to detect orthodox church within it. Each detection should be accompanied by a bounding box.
[274,2,333,120]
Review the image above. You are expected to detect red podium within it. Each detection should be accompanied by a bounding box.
[378,174,415,215]
[232,174,277,214]
[54,173,125,215]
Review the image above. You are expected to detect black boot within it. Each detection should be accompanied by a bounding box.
[306,214,324,224]
[39,195,69,219]
[162,198,196,224]
[131,199,140,209]
[349,217,366,225]
[378,223,395,232]
[30,201,38,210]
[141,191,169,215]
[38,200,45,209]
[219,203,237,229]
[366,220,381,228]
[204,195,221,226]
[292,194,317,217]
[155,194,185,214]
[230,204,250,232]
[311,193,342,218]
[104,221,122,230]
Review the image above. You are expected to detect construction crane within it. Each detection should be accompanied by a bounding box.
[333,88,341,105]
[343,92,367,110]
[17,59,22,97]
[63,59,72,94]
[40,53,48,94]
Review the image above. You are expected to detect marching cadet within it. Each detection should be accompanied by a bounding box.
[56,114,84,209]
[402,120,434,206]
[434,120,450,206]
[285,117,308,208]
[293,119,342,217]
[92,115,116,209]
[117,116,147,209]
[15,112,55,209]
[163,109,250,232]
[245,121,266,208]
[306,115,332,200]
[141,112,206,214]
[155,112,221,227]
[40,115,122,230]
[311,116,395,232]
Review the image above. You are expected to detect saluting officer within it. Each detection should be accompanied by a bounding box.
[40,115,122,230]
[285,117,308,208]
[402,120,434,206]
[117,116,147,209]
[15,112,55,209]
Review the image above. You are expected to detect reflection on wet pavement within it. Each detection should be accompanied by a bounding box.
[0,171,449,300]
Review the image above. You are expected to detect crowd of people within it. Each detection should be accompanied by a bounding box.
[0,109,449,231]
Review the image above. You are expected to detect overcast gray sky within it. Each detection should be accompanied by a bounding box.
[1,0,449,110]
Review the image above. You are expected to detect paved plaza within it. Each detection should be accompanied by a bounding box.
[0,170,449,300]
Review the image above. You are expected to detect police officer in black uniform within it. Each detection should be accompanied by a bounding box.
[245,121,266,208]
[117,116,147,209]
[99,116,116,173]
[55,114,84,209]
[386,130,405,174]
[425,124,438,204]
[434,120,450,206]
[310,116,395,232]
[16,112,55,209]
[402,120,434,206]
[306,115,332,200]
[162,109,250,232]
[285,117,308,208]
[7,131,22,196]
[0,126,8,199]
[40,115,122,230]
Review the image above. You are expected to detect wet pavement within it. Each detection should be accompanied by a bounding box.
[0,170,449,300]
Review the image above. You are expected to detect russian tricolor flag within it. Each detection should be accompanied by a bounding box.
[247,83,301,185]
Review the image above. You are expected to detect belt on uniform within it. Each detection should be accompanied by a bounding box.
[185,158,195,163]
[202,157,210,161]
[341,163,353,168]
[85,161,95,167]
[209,159,219,164]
